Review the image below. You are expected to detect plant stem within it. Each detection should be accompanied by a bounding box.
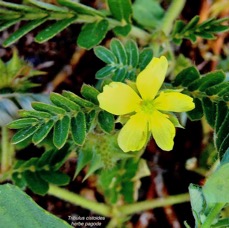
[118,193,190,215]
[1,127,12,173]
[48,185,112,217]
[202,203,225,228]
[161,0,186,35]
[48,185,190,218]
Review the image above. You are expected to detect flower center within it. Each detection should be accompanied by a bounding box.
[140,100,155,114]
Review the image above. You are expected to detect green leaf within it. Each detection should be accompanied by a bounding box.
[71,111,86,145]
[183,16,200,32]
[112,67,127,81]
[19,110,52,119]
[173,66,200,87]
[53,115,70,149]
[95,65,116,79]
[0,1,41,11]
[3,18,48,47]
[77,19,109,50]
[50,92,80,112]
[37,145,71,170]
[188,184,205,226]
[57,0,104,16]
[39,170,70,185]
[187,98,203,121]
[125,39,139,68]
[32,120,55,145]
[215,101,228,133]
[203,163,229,203]
[98,110,115,133]
[0,184,71,227]
[138,48,153,71]
[32,102,66,115]
[110,38,127,65]
[188,70,225,91]
[35,16,78,43]
[80,84,99,104]
[11,125,38,144]
[85,110,96,132]
[0,19,22,32]
[28,0,69,12]
[113,24,131,36]
[107,0,132,23]
[132,0,164,28]
[215,110,229,158]
[94,46,117,64]
[23,171,49,195]
[62,90,94,108]
[202,97,216,128]
[7,118,38,129]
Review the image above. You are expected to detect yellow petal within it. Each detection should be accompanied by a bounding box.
[98,82,141,115]
[118,113,149,152]
[149,110,175,151]
[136,56,168,100]
[153,91,195,112]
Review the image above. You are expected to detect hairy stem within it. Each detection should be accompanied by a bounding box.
[118,193,190,215]
[48,185,190,218]
[1,127,13,173]
[202,203,225,228]
[48,185,112,217]
[161,0,186,35]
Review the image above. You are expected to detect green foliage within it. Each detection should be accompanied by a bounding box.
[94,38,153,82]
[132,0,164,29]
[8,90,98,149]
[12,145,71,195]
[0,184,71,227]
[77,19,109,50]
[107,0,132,36]
[188,150,229,227]
[172,16,229,45]
[172,67,229,159]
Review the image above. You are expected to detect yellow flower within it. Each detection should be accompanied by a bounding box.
[97,56,195,152]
